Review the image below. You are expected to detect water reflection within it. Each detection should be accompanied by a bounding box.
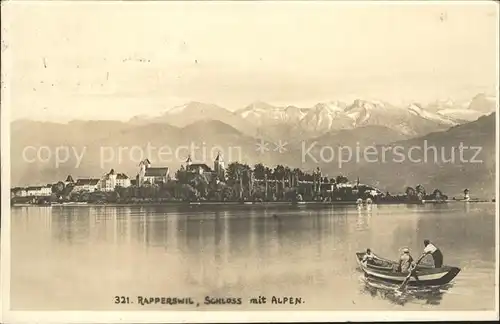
[356,206,372,232]
[11,203,497,311]
[359,275,453,306]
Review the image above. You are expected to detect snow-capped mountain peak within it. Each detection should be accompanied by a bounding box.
[166,103,191,115]
[407,103,457,126]
[313,101,346,113]
[344,99,386,125]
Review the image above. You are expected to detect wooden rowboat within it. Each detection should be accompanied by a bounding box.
[355,252,461,287]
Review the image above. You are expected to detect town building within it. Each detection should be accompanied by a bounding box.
[184,152,226,181]
[97,169,131,191]
[137,159,170,185]
[26,187,40,196]
[99,169,117,192]
[116,173,131,188]
[73,179,100,192]
[143,167,169,184]
[25,185,52,197]
[42,185,52,196]
[11,187,27,197]
[64,175,75,186]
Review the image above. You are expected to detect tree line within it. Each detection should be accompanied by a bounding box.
[19,163,448,204]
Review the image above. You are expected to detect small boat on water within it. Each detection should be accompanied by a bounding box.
[355,252,460,287]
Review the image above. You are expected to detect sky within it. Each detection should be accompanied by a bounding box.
[3,1,499,121]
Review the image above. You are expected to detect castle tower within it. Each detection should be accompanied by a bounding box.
[65,175,75,185]
[109,168,117,189]
[214,152,225,179]
[315,167,322,193]
[138,159,151,186]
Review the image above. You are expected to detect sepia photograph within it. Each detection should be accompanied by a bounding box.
[1,0,499,322]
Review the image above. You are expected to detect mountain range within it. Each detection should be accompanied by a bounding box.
[10,93,497,197]
[128,93,495,139]
[327,113,497,197]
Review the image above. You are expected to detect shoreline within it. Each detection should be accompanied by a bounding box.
[10,199,494,208]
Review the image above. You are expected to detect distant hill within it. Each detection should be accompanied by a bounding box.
[304,125,410,159]
[425,93,496,122]
[129,101,259,138]
[10,119,257,186]
[329,113,497,198]
[467,93,497,113]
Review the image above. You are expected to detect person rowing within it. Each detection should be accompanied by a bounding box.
[398,248,414,273]
[421,239,444,268]
[398,247,427,290]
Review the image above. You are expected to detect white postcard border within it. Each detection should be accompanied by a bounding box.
[1,0,499,322]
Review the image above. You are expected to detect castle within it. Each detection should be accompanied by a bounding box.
[136,159,170,186]
[135,153,225,186]
[184,152,226,181]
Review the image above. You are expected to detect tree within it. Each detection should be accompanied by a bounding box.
[253,163,266,180]
[405,187,416,198]
[51,181,65,196]
[303,172,313,182]
[181,184,198,201]
[415,184,426,196]
[62,184,75,200]
[175,165,188,184]
[431,189,443,200]
[292,168,303,179]
[284,187,296,201]
[49,193,58,202]
[109,191,120,203]
[115,186,132,202]
[273,165,286,181]
[221,185,233,201]
[79,191,90,202]
[336,175,349,184]
[284,166,292,177]
[251,184,266,201]
[226,162,243,183]
[190,173,210,198]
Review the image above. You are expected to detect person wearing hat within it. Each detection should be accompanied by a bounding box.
[398,248,414,273]
[361,248,379,266]
[421,239,443,268]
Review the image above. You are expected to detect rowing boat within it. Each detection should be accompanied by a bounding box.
[355,252,461,287]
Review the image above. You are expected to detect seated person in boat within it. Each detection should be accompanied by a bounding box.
[421,239,444,268]
[361,248,379,265]
[398,248,414,273]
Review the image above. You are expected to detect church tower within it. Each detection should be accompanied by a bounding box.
[185,155,192,171]
[137,159,151,186]
[214,152,225,179]
[315,167,322,193]
[108,168,117,189]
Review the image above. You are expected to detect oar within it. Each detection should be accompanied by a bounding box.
[398,255,425,291]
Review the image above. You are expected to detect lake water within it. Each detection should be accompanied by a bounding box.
[10,203,497,311]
